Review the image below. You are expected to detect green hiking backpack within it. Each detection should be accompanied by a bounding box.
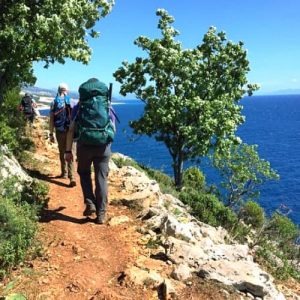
[75,78,115,146]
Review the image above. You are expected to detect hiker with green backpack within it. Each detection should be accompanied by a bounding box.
[65,78,117,224]
[49,83,76,187]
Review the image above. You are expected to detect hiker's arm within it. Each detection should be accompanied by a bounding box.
[49,111,54,134]
[49,111,55,142]
[66,121,75,152]
[32,99,37,108]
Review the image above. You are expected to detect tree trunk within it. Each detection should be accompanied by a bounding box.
[173,150,184,190]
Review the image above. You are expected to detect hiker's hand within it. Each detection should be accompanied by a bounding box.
[64,152,73,163]
[49,134,55,143]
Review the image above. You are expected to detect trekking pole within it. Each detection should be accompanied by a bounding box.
[108,83,113,103]
[108,83,120,123]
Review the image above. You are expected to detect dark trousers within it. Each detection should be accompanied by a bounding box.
[24,113,34,123]
[77,143,111,216]
[55,130,74,179]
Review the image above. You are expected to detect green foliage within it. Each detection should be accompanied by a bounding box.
[229,222,252,243]
[0,197,37,279]
[1,177,48,214]
[0,176,48,279]
[0,90,34,155]
[213,143,279,208]
[182,167,206,191]
[114,9,258,187]
[250,211,300,280]
[0,1,114,102]
[20,180,49,211]
[146,237,161,249]
[239,200,265,229]
[255,242,300,281]
[179,188,237,229]
[265,213,299,248]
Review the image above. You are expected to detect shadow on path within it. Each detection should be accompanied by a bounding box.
[40,206,91,224]
[26,169,71,188]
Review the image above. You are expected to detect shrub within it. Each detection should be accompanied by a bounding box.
[263,213,299,259]
[252,212,300,280]
[1,177,49,213]
[0,176,48,279]
[239,200,265,229]
[0,121,18,152]
[20,179,49,211]
[179,188,237,229]
[141,166,175,193]
[0,197,37,279]
[266,213,299,245]
[0,89,34,155]
[182,167,206,191]
[256,242,300,280]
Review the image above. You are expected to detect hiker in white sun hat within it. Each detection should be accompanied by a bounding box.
[49,83,76,187]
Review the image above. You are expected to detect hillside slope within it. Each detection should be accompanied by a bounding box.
[1,118,299,300]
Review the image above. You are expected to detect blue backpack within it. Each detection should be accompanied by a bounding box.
[52,95,72,132]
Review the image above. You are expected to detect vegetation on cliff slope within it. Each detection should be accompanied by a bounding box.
[113,156,300,281]
[0,91,48,279]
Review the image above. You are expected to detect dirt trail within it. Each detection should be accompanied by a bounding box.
[1,120,157,299]
[2,119,238,300]
[32,169,146,299]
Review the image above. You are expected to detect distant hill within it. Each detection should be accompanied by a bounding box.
[23,86,124,101]
[23,86,79,99]
[266,89,300,95]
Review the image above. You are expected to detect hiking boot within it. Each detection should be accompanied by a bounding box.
[83,204,96,217]
[95,213,106,224]
[69,180,76,187]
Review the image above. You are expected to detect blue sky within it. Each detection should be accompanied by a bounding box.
[33,0,300,96]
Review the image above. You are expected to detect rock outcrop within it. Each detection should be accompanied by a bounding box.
[110,153,287,300]
[0,145,32,192]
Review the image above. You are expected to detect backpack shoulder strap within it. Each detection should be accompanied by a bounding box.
[64,95,71,105]
[52,96,65,116]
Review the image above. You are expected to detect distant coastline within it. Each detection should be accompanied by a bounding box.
[37,97,127,113]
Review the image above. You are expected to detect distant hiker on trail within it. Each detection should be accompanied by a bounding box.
[19,93,37,124]
[65,78,116,224]
[49,83,76,187]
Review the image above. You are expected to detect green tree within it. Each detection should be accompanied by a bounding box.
[114,9,258,188]
[182,167,206,191]
[0,0,114,104]
[239,200,265,229]
[212,143,279,207]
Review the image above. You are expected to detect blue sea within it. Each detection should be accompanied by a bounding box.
[40,95,300,225]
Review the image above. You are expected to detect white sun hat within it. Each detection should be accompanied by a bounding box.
[58,82,69,91]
